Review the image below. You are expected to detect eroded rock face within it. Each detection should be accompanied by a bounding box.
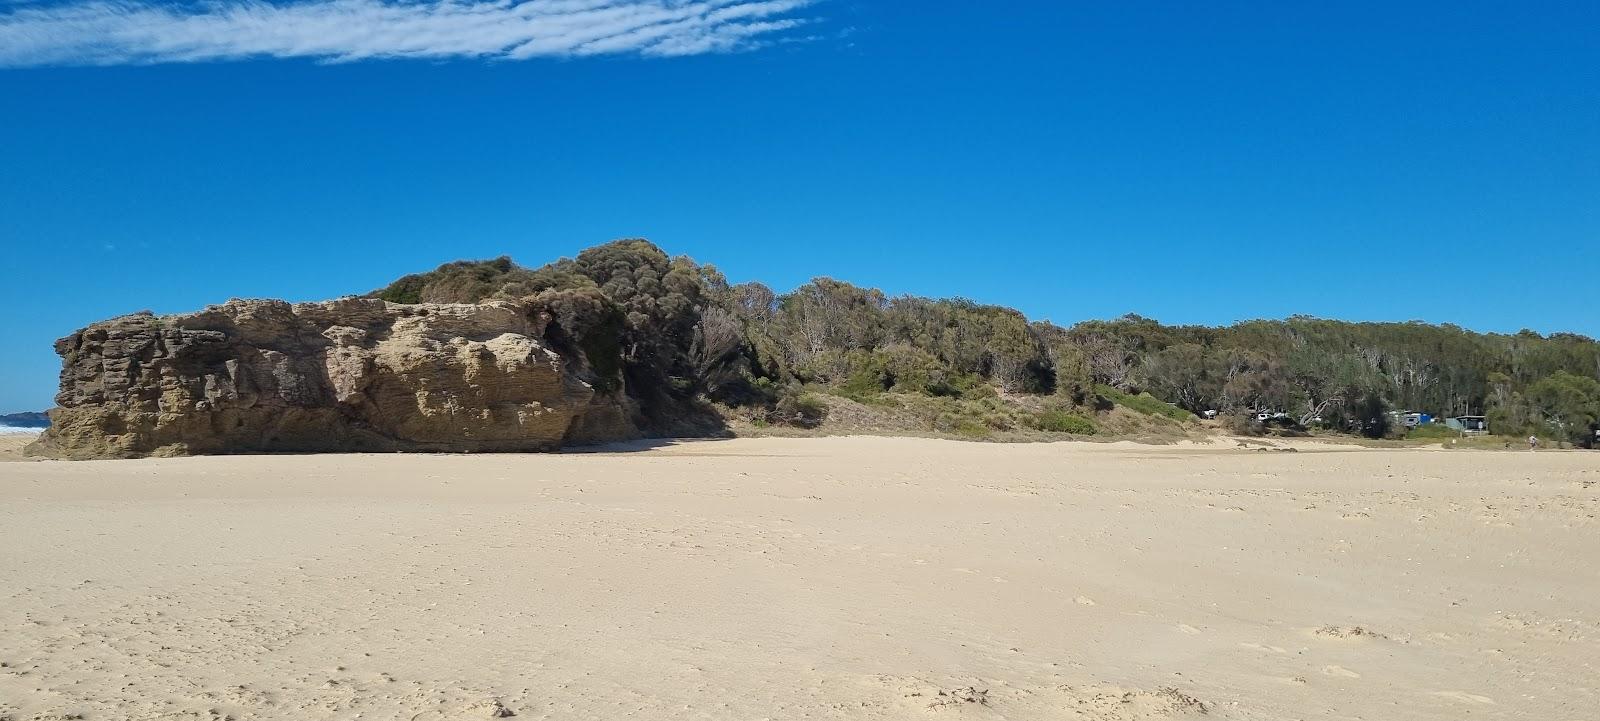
[28,298,638,459]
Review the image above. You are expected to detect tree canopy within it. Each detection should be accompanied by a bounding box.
[369,240,1600,445]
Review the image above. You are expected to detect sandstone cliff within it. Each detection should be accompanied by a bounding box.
[29,297,645,459]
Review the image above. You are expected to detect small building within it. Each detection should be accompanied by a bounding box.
[1445,415,1488,434]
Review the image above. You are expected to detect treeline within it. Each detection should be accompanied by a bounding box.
[371,240,1600,446]
[1069,315,1600,444]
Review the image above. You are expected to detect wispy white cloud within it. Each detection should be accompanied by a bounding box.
[0,0,815,66]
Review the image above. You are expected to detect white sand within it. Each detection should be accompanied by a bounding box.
[1,436,1596,720]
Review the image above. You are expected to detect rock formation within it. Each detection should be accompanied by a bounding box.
[28,297,644,459]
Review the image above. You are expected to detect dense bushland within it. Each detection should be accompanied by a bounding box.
[370,240,1600,446]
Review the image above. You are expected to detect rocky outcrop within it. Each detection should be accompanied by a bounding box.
[28,297,643,459]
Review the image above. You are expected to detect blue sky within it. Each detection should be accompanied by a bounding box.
[1,1,1597,412]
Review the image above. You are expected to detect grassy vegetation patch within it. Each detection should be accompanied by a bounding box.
[1030,410,1097,435]
[1404,423,1461,439]
[1096,384,1194,422]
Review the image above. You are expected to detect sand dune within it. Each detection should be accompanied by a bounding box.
[1,436,1595,720]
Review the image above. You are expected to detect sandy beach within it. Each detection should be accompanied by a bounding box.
[1,435,1595,720]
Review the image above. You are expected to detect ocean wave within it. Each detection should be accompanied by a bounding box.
[0,425,44,435]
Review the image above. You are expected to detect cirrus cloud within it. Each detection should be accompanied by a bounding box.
[0,0,816,66]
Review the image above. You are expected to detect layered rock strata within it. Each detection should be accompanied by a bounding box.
[29,298,638,458]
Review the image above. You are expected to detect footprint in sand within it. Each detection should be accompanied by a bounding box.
[1074,596,1096,606]
[408,699,518,720]
[1321,665,1361,678]
[1175,624,1202,635]
[1239,642,1287,654]
[1432,691,1495,705]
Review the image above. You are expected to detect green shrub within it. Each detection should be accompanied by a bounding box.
[1220,413,1261,435]
[983,412,1015,431]
[1031,410,1097,435]
[1095,384,1193,421]
[838,368,889,401]
[373,274,426,304]
[944,374,996,399]
[934,412,990,438]
[774,392,828,428]
[1405,423,1460,439]
[878,344,944,395]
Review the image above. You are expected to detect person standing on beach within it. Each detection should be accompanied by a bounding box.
[1528,435,1539,451]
